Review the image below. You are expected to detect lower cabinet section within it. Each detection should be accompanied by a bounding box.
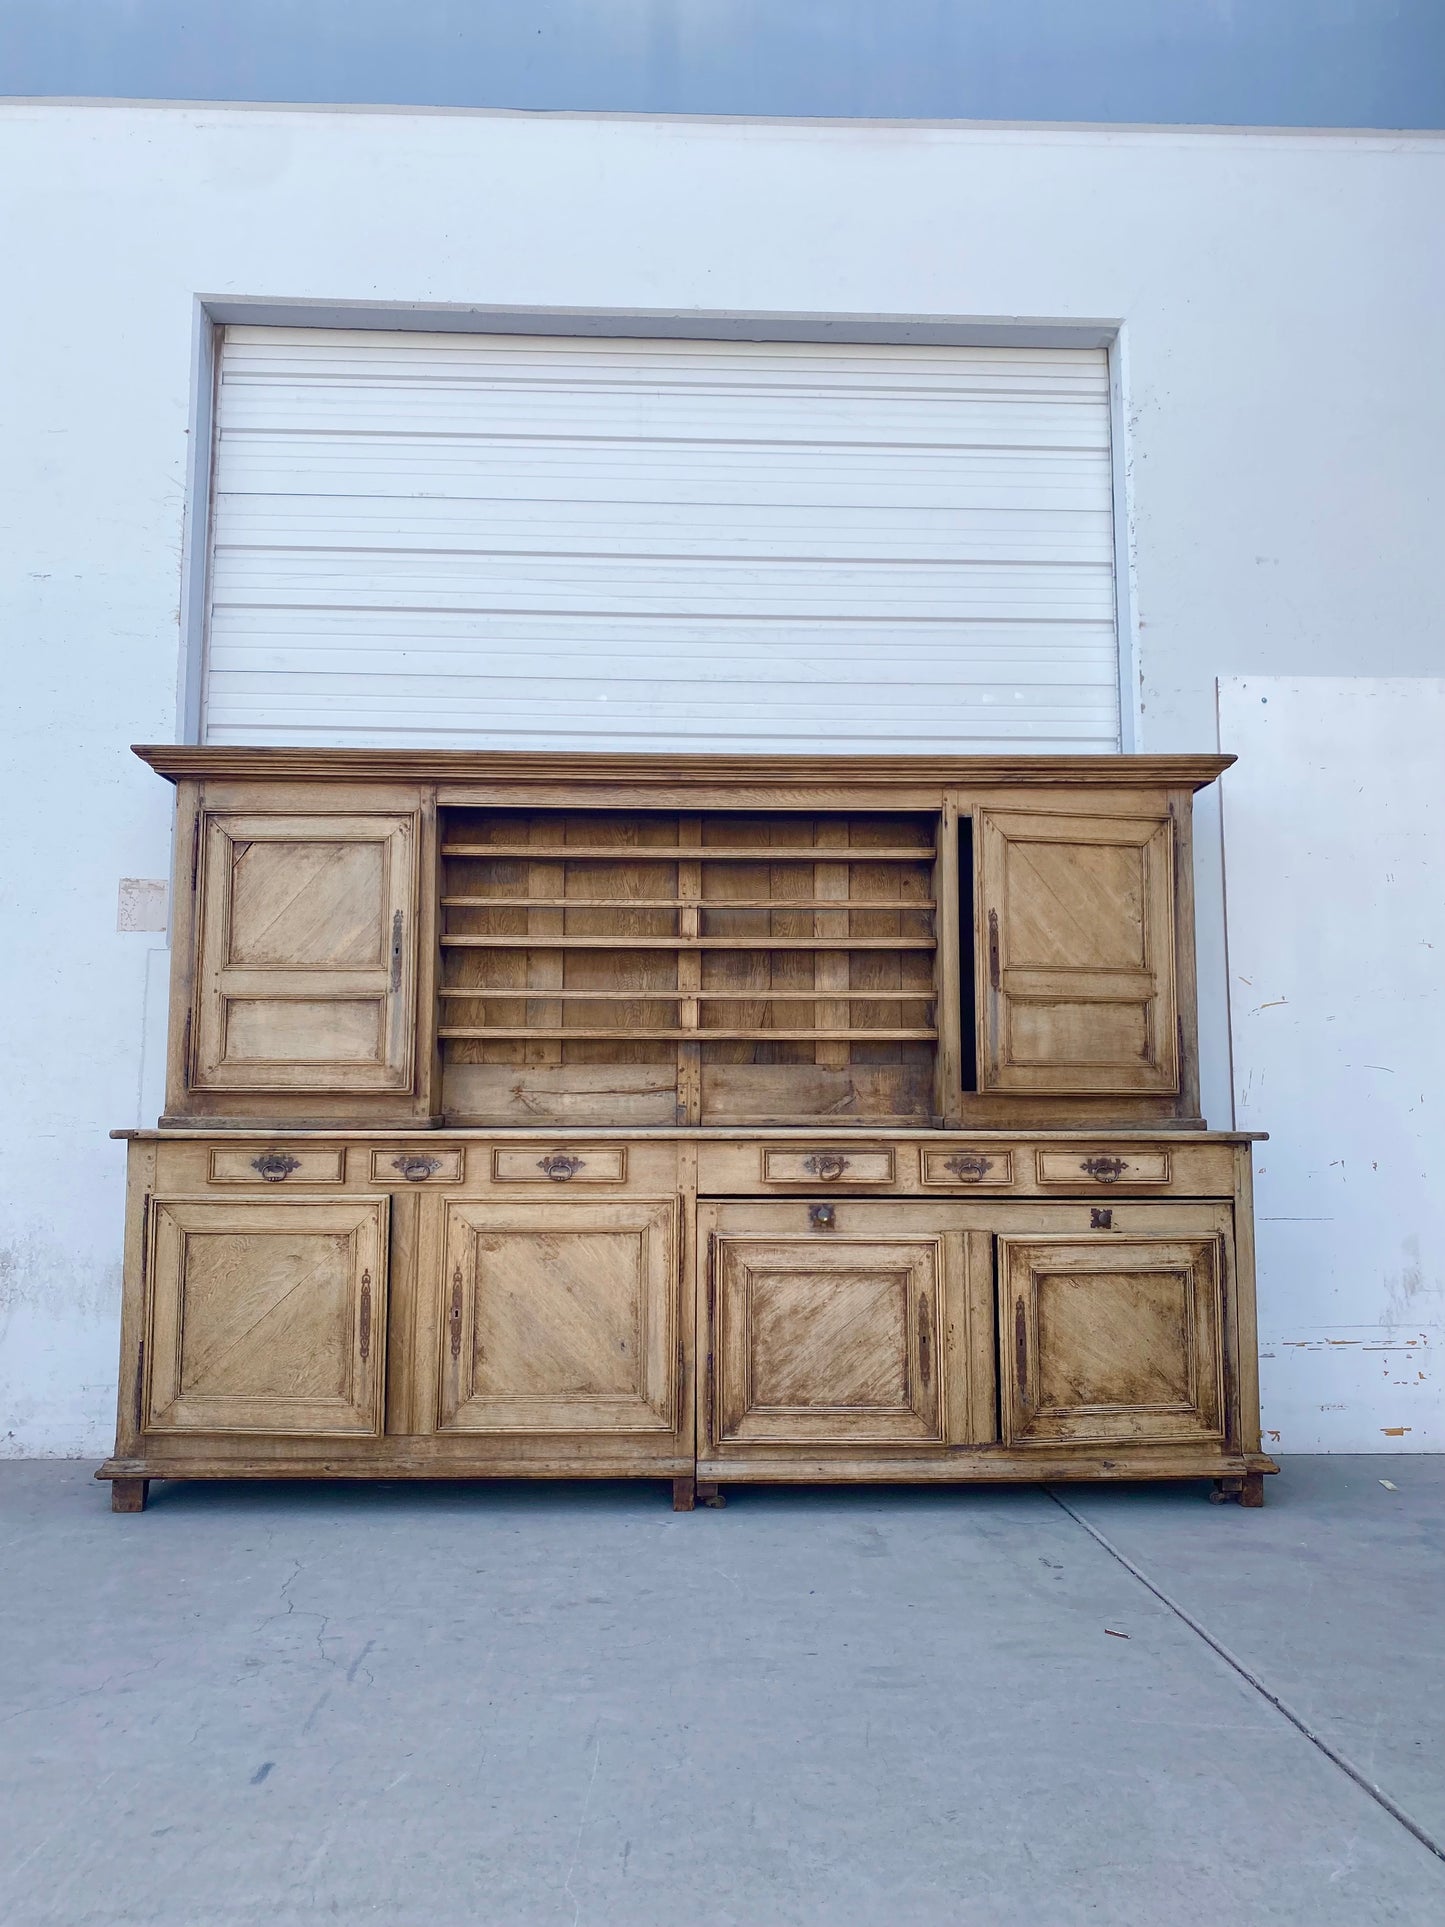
[143,1196,387,1437]
[106,1139,1273,1505]
[431,1199,679,1435]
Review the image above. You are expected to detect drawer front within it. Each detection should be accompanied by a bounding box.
[490,1147,628,1185]
[1036,1149,1172,1188]
[759,1148,896,1185]
[920,1149,1014,1188]
[369,1148,465,1185]
[208,1147,346,1186]
[705,1198,1231,1239]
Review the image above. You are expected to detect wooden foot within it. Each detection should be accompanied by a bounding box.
[1210,1474,1265,1508]
[697,1481,726,1509]
[111,1477,149,1514]
[672,1475,696,1512]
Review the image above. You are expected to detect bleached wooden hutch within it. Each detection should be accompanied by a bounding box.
[101,747,1275,1511]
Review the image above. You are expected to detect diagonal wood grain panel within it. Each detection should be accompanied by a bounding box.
[143,1198,387,1437]
[977,809,1177,1094]
[1035,1267,1192,1410]
[193,812,418,1094]
[177,1231,352,1398]
[473,1229,645,1399]
[1000,1235,1224,1447]
[715,1233,944,1446]
[437,1199,677,1434]
[1005,841,1145,969]
[749,1269,910,1410]
[229,840,386,966]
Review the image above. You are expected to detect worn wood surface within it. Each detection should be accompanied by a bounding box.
[108,748,1270,1504]
[999,1231,1227,1448]
[976,808,1179,1097]
[143,1195,389,1437]
[430,1198,679,1437]
[136,747,1236,789]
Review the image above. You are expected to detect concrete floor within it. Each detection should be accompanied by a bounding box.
[2,1459,1442,1927]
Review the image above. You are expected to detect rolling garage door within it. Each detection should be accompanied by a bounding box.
[202,326,1121,750]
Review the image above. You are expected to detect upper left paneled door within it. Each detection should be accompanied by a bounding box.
[191,813,417,1093]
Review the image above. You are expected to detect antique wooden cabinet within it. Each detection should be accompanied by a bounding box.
[101,748,1275,1511]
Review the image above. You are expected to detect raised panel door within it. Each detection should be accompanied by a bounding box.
[1000,1235,1226,1447]
[701,1203,997,1452]
[975,810,1178,1095]
[192,812,417,1093]
[143,1197,387,1435]
[436,1200,679,1434]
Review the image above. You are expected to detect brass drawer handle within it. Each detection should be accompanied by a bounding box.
[251,1152,300,1183]
[538,1154,584,1182]
[944,1155,991,1182]
[1081,1156,1128,1183]
[802,1153,850,1181]
[393,1154,442,1183]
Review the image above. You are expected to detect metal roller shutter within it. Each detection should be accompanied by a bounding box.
[203,326,1121,751]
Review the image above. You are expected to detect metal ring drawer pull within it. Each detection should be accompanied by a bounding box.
[251,1152,300,1183]
[944,1155,991,1182]
[538,1154,584,1182]
[393,1154,442,1182]
[802,1154,850,1181]
[1081,1156,1128,1183]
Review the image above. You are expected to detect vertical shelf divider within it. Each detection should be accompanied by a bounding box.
[934,793,964,1127]
[813,818,851,1073]
[677,815,702,1125]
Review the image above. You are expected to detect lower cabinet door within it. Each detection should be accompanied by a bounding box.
[701,1203,994,1451]
[144,1197,388,1436]
[1000,1235,1227,1447]
[436,1200,679,1434]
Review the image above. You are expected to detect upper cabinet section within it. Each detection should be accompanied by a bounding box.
[975,809,1179,1097]
[141,751,1224,1129]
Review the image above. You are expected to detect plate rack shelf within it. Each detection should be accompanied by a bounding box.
[438,808,938,1122]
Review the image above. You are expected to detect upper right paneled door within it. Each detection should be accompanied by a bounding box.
[975,810,1178,1095]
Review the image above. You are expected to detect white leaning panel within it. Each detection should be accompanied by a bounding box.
[1220,675,1445,1452]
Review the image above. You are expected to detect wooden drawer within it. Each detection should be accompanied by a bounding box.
[368,1148,465,1184]
[762,1148,895,1185]
[920,1149,1014,1187]
[490,1147,629,1185]
[1036,1149,1172,1188]
[699,1145,897,1191]
[208,1147,346,1185]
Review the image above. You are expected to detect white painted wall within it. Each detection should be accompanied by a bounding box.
[1,103,1442,1453]
[1221,679,1445,1452]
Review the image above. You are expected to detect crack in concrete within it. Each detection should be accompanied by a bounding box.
[1046,1487,1445,1870]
